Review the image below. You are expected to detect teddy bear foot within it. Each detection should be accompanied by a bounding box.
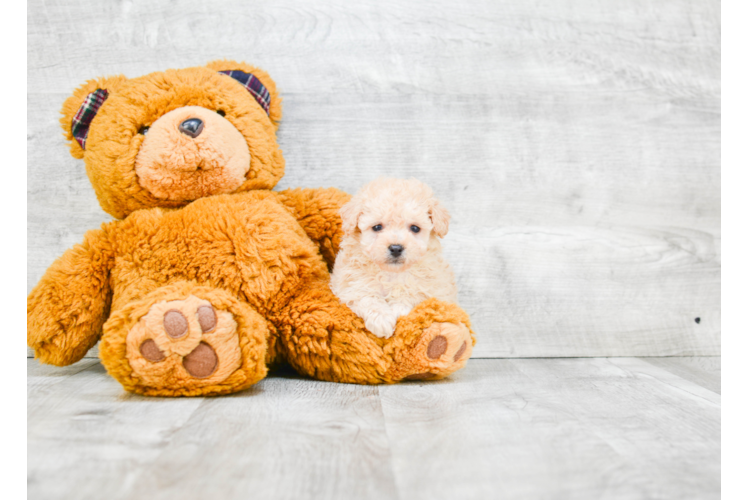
[99,283,269,396]
[125,295,244,384]
[399,321,474,382]
[382,299,475,383]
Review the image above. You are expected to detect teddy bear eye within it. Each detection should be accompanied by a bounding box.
[138,126,150,135]
[372,224,383,232]
[216,110,226,117]
[410,225,421,233]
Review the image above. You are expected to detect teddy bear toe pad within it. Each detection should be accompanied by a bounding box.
[126,296,241,386]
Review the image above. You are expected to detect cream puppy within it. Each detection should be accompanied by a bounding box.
[330,178,458,338]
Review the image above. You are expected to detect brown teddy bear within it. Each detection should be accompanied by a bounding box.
[27,60,475,396]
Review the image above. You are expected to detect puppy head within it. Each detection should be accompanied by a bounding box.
[340,178,450,272]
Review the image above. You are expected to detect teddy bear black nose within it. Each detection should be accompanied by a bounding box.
[179,118,204,138]
[389,244,404,257]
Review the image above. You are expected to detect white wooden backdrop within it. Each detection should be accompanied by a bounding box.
[27,0,720,358]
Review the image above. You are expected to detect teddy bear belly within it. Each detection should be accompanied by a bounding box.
[108,192,329,315]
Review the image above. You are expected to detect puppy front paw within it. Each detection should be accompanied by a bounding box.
[391,302,413,318]
[364,314,397,339]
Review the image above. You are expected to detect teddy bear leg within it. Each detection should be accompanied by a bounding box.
[277,280,475,384]
[99,282,269,396]
[275,280,390,384]
[382,298,476,382]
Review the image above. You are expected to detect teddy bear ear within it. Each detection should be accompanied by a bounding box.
[205,60,282,128]
[60,75,128,159]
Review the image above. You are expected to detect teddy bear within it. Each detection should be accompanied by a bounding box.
[27,60,476,397]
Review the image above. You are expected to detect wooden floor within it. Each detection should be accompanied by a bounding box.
[28,356,720,500]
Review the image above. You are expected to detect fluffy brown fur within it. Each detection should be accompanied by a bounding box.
[27,61,476,396]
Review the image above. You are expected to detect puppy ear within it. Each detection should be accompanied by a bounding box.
[429,199,451,237]
[339,199,362,235]
[60,75,127,158]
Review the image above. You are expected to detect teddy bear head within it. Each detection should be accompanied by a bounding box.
[60,60,285,219]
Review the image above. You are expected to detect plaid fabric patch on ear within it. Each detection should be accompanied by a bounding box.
[218,70,271,115]
[71,88,109,150]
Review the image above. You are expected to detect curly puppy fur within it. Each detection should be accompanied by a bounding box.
[331,178,459,338]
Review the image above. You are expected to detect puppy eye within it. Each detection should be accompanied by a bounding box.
[410,225,421,233]
[216,110,226,117]
[372,224,383,232]
[138,126,150,135]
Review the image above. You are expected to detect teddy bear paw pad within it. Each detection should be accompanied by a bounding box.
[400,321,473,382]
[125,296,242,387]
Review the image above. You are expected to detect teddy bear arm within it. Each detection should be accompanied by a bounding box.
[27,228,115,366]
[275,187,351,270]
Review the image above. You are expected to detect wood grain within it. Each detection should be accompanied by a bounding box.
[120,369,398,500]
[641,355,721,393]
[27,358,720,499]
[27,361,205,500]
[27,358,99,393]
[379,357,720,500]
[27,0,720,358]
[451,226,719,356]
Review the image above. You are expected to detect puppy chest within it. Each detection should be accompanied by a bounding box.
[379,275,428,303]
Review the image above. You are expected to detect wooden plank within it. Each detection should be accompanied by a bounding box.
[640,356,721,394]
[118,367,398,500]
[605,357,720,405]
[379,358,719,500]
[27,360,205,500]
[27,358,99,392]
[27,0,720,97]
[450,226,719,357]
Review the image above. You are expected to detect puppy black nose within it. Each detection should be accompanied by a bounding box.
[179,118,204,138]
[389,244,404,257]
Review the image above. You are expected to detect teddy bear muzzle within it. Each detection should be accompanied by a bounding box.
[134,105,251,201]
